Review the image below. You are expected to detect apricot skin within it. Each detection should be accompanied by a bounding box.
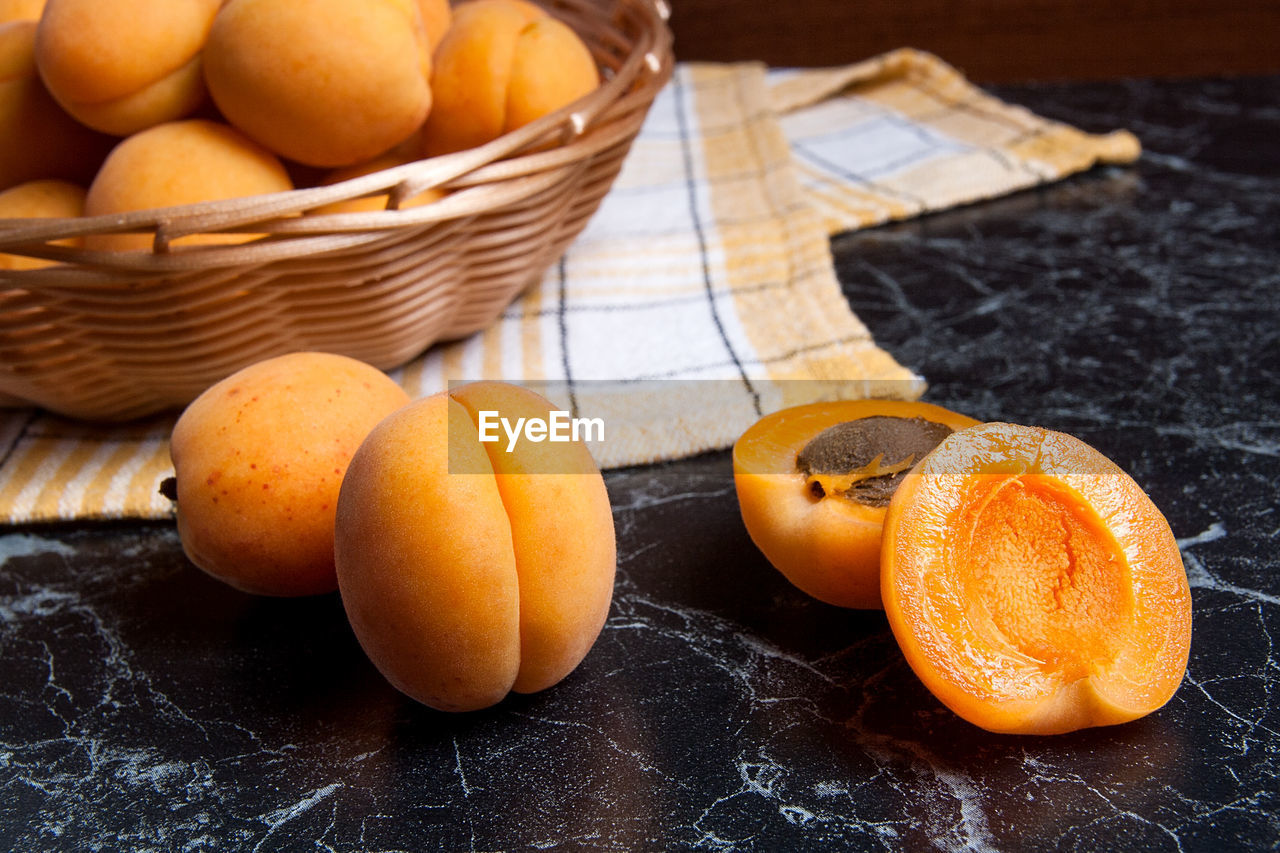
[34,0,220,135]
[0,0,45,24]
[733,400,979,610]
[334,382,616,712]
[0,178,84,269]
[83,119,293,252]
[420,0,599,156]
[168,352,411,598]
[417,0,452,54]
[203,0,433,167]
[881,422,1193,735]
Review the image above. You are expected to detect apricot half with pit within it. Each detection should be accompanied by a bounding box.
[334,381,616,712]
[880,422,1192,734]
[167,352,411,597]
[733,400,980,609]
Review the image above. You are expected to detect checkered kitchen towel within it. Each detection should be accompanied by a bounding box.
[0,50,1139,522]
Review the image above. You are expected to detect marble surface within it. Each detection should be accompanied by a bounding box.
[2,75,1278,851]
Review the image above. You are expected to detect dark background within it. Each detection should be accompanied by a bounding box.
[666,0,1280,81]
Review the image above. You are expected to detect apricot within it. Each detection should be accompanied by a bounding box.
[0,20,112,189]
[203,0,433,168]
[881,422,1193,735]
[83,119,293,252]
[0,178,84,269]
[733,400,979,609]
[313,152,444,215]
[420,0,600,156]
[167,352,412,598]
[34,0,220,135]
[334,381,616,712]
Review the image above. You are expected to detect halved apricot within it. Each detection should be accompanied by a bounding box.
[732,400,980,609]
[881,422,1192,735]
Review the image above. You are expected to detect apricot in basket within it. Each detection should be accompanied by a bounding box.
[733,400,980,609]
[881,422,1192,734]
[0,178,83,269]
[203,0,434,168]
[0,19,112,190]
[335,382,616,712]
[83,118,293,252]
[166,352,411,598]
[420,0,600,156]
[314,152,445,215]
[34,0,220,135]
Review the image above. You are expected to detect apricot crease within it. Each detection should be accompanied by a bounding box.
[334,382,616,712]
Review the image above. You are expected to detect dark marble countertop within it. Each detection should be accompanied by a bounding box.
[3,75,1278,851]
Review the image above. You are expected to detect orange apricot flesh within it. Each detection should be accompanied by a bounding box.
[733,400,980,609]
[881,422,1193,735]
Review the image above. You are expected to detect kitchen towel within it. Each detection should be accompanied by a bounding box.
[0,50,1140,522]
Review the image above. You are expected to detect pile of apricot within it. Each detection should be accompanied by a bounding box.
[733,400,1192,735]
[0,0,601,263]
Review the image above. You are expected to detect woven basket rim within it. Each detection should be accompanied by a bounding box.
[0,0,673,275]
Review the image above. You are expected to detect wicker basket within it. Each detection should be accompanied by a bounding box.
[0,0,673,421]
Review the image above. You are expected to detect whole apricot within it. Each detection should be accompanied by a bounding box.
[34,0,220,135]
[733,400,980,609]
[881,422,1192,734]
[167,352,412,597]
[83,119,293,252]
[203,0,433,168]
[420,0,600,156]
[0,20,112,189]
[334,382,616,712]
[0,178,84,269]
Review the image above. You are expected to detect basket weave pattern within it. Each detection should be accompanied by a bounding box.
[0,0,673,421]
